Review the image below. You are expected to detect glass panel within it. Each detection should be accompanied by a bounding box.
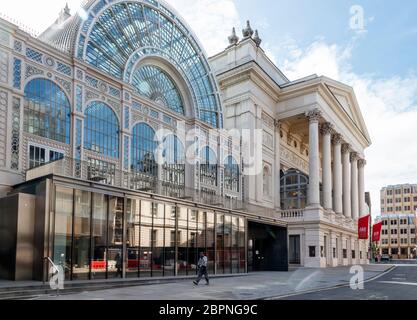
[132,65,184,115]
[152,203,165,277]
[108,197,123,278]
[126,199,140,278]
[164,204,176,277]
[139,200,152,277]
[84,101,119,158]
[206,211,215,275]
[177,206,188,275]
[224,215,232,274]
[131,123,157,191]
[187,209,198,275]
[54,186,73,280]
[72,190,91,280]
[197,211,206,265]
[24,79,71,144]
[231,216,239,274]
[239,217,246,273]
[216,213,224,274]
[200,147,218,186]
[91,193,108,279]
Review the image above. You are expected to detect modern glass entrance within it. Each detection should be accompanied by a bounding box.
[52,184,247,280]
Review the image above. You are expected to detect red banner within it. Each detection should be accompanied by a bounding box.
[358,215,370,239]
[372,221,383,242]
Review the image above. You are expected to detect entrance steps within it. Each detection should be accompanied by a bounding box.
[0,273,249,300]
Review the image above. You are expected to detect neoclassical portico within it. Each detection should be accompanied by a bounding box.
[303,108,367,220]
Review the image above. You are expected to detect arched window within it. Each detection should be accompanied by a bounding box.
[84,102,119,158]
[131,123,157,190]
[24,78,71,144]
[132,65,184,115]
[280,169,309,210]
[263,165,272,197]
[224,156,239,192]
[200,146,217,187]
[162,135,185,188]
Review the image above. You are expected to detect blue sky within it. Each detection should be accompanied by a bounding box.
[234,0,417,78]
[1,0,417,216]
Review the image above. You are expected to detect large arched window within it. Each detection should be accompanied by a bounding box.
[131,123,157,190]
[84,102,119,158]
[200,147,217,187]
[75,1,222,128]
[24,78,71,144]
[162,135,185,187]
[132,65,184,115]
[280,169,309,210]
[224,156,240,193]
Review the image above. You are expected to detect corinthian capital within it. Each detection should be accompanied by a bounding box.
[320,122,334,135]
[341,143,351,154]
[306,109,322,122]
[332,133,343,145]
[358,159,367,167]
[350,152,359,162]
[274,119,282,130]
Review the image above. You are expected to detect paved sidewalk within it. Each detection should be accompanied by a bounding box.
[36,264,393,300]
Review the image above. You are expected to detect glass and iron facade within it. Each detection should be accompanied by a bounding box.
[0,0,290,281]
[52,180,246,280]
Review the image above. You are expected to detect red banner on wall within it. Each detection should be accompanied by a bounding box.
[372,221,383,242]
[358,215,370,239]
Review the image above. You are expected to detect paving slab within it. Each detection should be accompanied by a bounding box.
[33,264,393,300]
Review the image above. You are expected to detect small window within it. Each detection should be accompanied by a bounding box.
[309,246,316,257]
[343,249,347,259]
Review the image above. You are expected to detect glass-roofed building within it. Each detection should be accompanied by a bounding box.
[0,0,371,282]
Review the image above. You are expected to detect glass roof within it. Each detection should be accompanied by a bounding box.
[78,0,222,128]
[132,65,184,115]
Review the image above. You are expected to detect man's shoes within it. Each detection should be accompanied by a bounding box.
[205,282,209,286]
[193,281,198,285]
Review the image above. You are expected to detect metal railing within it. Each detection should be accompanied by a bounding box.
[26,157,282,220]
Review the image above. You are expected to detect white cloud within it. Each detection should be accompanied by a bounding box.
[168,0,240,56]
[279,39,417,217]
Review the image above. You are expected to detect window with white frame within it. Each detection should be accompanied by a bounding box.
[28,144,64,169]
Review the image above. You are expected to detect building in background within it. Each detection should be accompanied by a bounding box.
[375,213,417,259]
[378,184,417,259]
[380,184,417,214]
[0,0,371,281]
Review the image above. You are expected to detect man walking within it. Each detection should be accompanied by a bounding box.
[193,252,209,286]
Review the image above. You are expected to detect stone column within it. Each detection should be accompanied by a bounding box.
[358,159,367,217]
[306,109,322,207]
[342,144,352,218]
[274,120,281,210]
[332,134,343,214]
[351,152,359,220]
[321,123,333,210]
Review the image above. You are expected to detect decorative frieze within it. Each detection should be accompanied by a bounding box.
[13,58,22,89]
[85,89,99,103]
[13,40,22,53]
[55,76,71,95]
[11,97,20,170]
[25,64,44,79]
[0,50,8,83]
[0,90,7,167]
